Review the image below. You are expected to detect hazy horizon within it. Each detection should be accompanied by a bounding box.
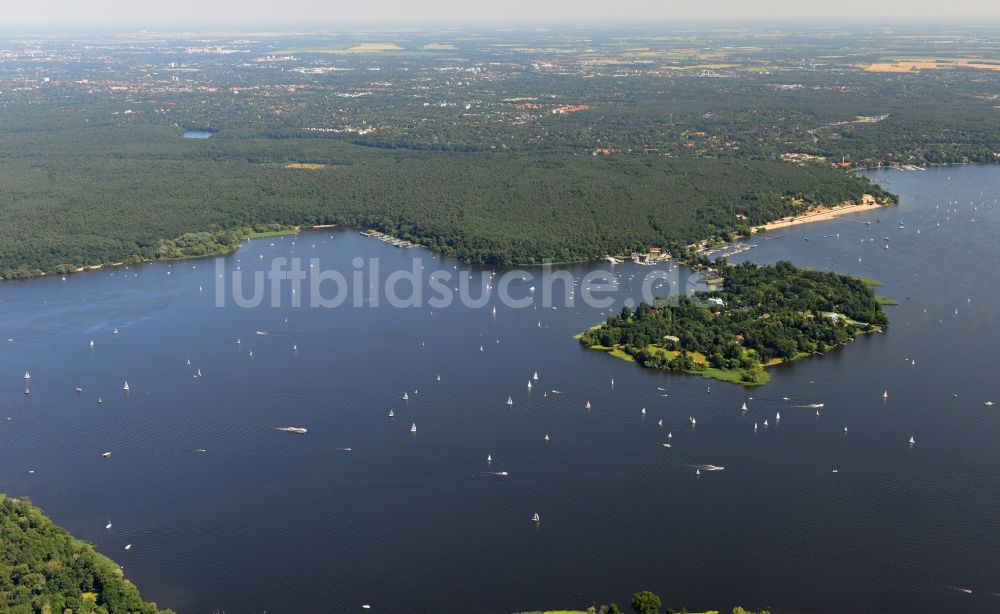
[4,0,1000,27]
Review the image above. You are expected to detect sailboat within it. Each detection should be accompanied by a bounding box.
[90,340,95,349]
[667,432,672,439]
[112,328,119,335]
[641,407,646,416]
[741,402,747,411]
[292,345,298,352]
[585,401,591,409]
[486,454,492,463]
[544,434,550,442]
[532,372,539,380]
[196,368,202,378]
[763,419,769,427]
[122,381,129,391]
[689,416,696,426]
[754,422,758,432]
[105,520,112,530]
[506,396,513,406]
[883,390,889,399]
[388,409,394,417]
[186,359,191,366]
[695,468,701,476]
[74,387,83,393]
[491,306,496,316]
[402,392,409,400]
[436,374,441,382]
[410,422,417,433]
[775,412,781,421]
[23,370,30,380]
[97,397,103,404]
[527,381,532,389]
[532,513,540,523]
[908,436,915,445]
[236,338,241,345]
[479,345,484,352]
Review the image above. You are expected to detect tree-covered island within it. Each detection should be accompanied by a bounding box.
[578,261,888,385]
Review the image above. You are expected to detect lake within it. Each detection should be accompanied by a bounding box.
[1,165,998,613]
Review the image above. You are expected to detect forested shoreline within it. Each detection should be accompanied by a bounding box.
[0,495,172,614]
[0,126,893,280]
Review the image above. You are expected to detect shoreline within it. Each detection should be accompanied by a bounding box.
[758,197,890,232]
[5,225,335,282]
[0,194,893,283]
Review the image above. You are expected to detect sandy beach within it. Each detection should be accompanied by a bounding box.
[759,195,888,232]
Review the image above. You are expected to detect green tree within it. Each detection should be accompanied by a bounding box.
[630,591,662,614]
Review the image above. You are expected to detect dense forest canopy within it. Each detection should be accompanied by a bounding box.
[1,24,998,277]
[579,261,888,384]
[0,495,172,614]
[0,126,890,277]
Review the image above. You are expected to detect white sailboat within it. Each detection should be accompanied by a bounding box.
[97,397,103,404]
[90,340,95,349]
[491,306,496,316]
[122,381,129,391]
[741,402,748,411]
[112,328,119,335]
[908,436,915,445]
[23,370,30,380]
[410,422,417,433]
[105,520,112,530]
[585,401,591,409]
[527,381,532,389]
[775,412,781,421]
[641,407,646,416]
[436,374,441,382]
[402,392,409,400]
[479,345,484,352]
[883,390,889,399]
[532,372,539,380]
[196,368,202,378]
[186,359,191,366]
[388,409,394,417]
[532,513,540,523]
[486,454,492,463]
[506,396,513,406]
[544,434,550,442]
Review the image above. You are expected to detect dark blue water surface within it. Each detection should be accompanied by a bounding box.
[1,165,999,613]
